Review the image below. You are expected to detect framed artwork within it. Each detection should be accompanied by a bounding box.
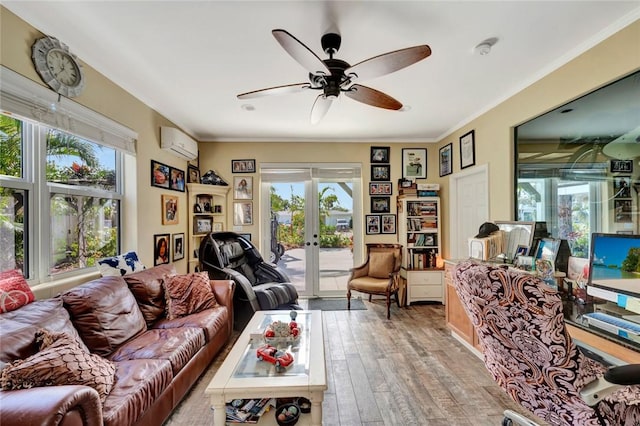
[370,146,390,163]
[366,215,380,234]
[187,165,200,183]
[169,167,185,192]
[611,159,633,173]
[239,233,252,241]
[151,160,170,189]
[402,148,427,179]
[172,233,185,261]
[371,164,391,181]
[161,194,179,225]
[234,201,253,225]
[212,222,223,232]
[371,196,391,213]
[231,159,256,173]
[369,182,392,195]
[196,194,213,213]
[439,143,453,177]
[614,199,632,223]
[613,176,631,198]
[234,176,253,200]
[153,233,170,266]
[381,214,396,234]
[194,217,213,234]
[515,245,529,257]
[460,130,476,169]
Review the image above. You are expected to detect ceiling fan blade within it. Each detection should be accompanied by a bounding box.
[310,94,334,124]
[272,29,330,75]
[344,84,402,110]
[237,83,310,99]
[346,45,431,82]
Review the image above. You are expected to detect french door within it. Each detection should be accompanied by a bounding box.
[260,163,362,298]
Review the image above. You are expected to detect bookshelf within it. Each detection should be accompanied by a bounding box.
[187,183,229,272]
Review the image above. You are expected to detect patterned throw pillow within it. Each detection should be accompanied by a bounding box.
[164,272,218,320]
[0,269,35,313]
[0,329,116,403]
[98,251,146,277]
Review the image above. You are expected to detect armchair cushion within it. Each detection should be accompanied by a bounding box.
[164,272,218,320]
[368,252,395,279]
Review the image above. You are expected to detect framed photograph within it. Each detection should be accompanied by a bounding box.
[515,244,529,257]
[402,148,427,179]
[369,182,392,195]
[172,233,185,261]
[233,201,253,225]
[366,215,380,234]
[169,167,185,192]
[194,217,213,234]
[212,222,223,232]
[196,194,213,213]
[613,176,631,198]
[231,159,256,173]
[611,159,633,173]
[439,143,453,177]
[371,165,391,181]
[460,130,476,169]
[239,233,252,241]
[370,146,390,163]
[614,199,632,223]
[151,160,170,189]
[371,196,391,213]
[187,165,200,183]
[153,233,170,266]
[161,194,179,225]
[381,214,396,234]
[234,176,253,200]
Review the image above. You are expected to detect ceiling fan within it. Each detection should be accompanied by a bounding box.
[237,29,432,124]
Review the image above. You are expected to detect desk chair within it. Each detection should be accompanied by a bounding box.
[453,260,640,426]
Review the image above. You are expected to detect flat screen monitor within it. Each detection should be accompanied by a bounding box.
[588,233,640,297]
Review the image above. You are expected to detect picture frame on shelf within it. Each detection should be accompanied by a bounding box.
[439,143,452,177]
[371,164,391,181]
[369,182,392,195]
[161,194,179,225]
[459,130,476,169]
[196,194,213,213]
[234,176,253,200]
[187,165,200,183]
[172,233,185,261]
[366,215,380,234]
[233,201,253,225]
[402,148,427,179]
[194,217,213,234]
[613,176,631,198]
[370,146,390,163]
[151,160,171,189]
[212,222,223,232]
[154,233,170,266]
[611,159,633,173]
[381,214,396,234]
[169,167,185,192]
[371,196,391,213]
[231,159,256,173]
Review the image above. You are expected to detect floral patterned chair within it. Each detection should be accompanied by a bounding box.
[453,260,640,426]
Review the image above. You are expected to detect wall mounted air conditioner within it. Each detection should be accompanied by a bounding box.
[160,126,198,160]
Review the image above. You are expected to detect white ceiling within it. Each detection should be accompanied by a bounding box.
[4,1,640,143]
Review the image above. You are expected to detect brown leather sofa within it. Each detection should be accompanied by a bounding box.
[0,264,235,426]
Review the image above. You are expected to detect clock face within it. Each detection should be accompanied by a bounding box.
[32,36,85,98]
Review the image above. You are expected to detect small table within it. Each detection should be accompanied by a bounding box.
[205,310,326,425]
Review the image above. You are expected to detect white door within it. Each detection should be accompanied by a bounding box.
[449,164,489,258]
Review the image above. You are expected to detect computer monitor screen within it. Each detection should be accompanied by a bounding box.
[588,233,640,296]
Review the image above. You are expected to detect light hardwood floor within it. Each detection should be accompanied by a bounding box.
[164,299,539,425]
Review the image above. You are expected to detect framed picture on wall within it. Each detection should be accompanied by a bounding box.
[614,199,632,223]
[233,201,253,225]
[369,182,392,195]
[161,194,179,225]
[439,143,453,177]
[231,159,256,173]
[371,165,391,181]
[187,165,200,183]
[402,148,426,179]
[172,233,185,261]
[613,176,631,198]
[371,196,391,213]
[381,214,396,234]
[366,215,380,234]
[611,159,633,173]
[151,160,171,189]
[370,146,390,163]
[154,233,170,266]
[169,167,185,192]
[234,176,253,199]
[460,130,476,169]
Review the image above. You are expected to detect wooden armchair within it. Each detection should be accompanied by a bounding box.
[347,243,403,319]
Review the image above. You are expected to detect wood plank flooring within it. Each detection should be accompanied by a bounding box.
[164,299,539,425]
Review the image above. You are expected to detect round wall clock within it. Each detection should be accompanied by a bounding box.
[31,36,85,98]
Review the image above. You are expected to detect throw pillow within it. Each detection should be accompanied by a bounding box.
[164,272,217,320]
[124,264,176,326]
[0,269,35,313]
[0,329,116,403]
[368,252,395,279]
[98,251,146,277]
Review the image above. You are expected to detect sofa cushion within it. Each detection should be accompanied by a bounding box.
[123,264,176,326]
[164,272,217,320]
[153,306,230,342]
[0,269,34,313]
[62,276,147,357]
[98,251,146,277]
[0,329,116,403]
[109,327,205,376]
[102,359,173,426]
[368,251,395,279]
[0,297,89,363]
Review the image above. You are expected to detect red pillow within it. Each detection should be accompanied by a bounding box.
[0,269,35,313]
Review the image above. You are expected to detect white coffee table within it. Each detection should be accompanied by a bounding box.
[206,310,326,425]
